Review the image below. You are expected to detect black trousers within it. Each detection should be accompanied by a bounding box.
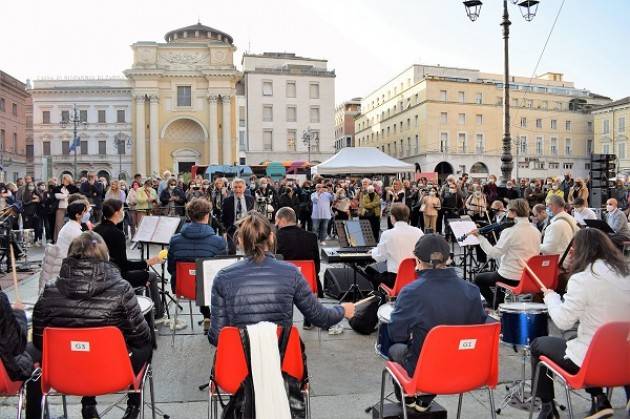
[125,270,164,320]
[25,342,153,418]
[365,266,397,291]
[474,271,518,309]
[530,336,603,403]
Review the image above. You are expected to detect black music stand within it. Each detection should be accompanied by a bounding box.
[337,219,376,302]
[584,219,615,234]
[448,219,480,282]
[133,215,183,318]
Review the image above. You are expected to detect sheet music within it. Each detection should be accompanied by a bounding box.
[198,258,242,306]
[448,220,480,246]
[132,216,160,243]
[151,217,181,244]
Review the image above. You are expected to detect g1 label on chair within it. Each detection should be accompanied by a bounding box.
[458,339,477,350]
[189,269,196,276]
[70,341,90,352]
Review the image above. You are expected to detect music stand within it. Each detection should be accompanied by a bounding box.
[584,219,615,234]
[195,256,243,307]
[133,215,183,318]
[336,219,376,302]
[448,219,480,282]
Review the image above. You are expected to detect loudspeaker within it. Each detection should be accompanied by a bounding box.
[324,267,373,300]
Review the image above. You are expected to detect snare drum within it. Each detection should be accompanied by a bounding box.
[375,303,394,359]
[498,302,548,346]
[137,295,154,316]
[11,229,35,247]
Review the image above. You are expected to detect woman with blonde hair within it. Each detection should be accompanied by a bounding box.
[567,177,589,206]
[209,212,355,345]
[52,174,79,242]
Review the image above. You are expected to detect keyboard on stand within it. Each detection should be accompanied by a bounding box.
[322,247,374,264]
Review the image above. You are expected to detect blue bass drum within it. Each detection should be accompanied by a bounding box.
[498,302,548,346]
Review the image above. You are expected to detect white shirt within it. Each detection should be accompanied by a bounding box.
[56,220,83,258]
[540,211,579,255]
[544,260,630,366]
[572,207,596,226]
[371,221,423,273]
[478,217,541,281]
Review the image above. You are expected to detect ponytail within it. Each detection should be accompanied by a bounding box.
[235,212,274,263]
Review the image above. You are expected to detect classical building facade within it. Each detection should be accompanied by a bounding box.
[354,65,610,180]
[124,23,241,176]
[334,98,361,152]
[0,70,30,182]
[592,96,630,174]
[241,52,336,164]
[29,78,133,180]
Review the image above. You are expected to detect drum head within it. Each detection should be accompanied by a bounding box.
[499,302,547,314]
[137,296,154,315]
[377,302,394,323]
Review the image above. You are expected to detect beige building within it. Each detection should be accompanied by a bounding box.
[592,96,630,174]
[124,23,241,176]
[334,98,361,152]
[354,65,610,180]
[0,70,30,182]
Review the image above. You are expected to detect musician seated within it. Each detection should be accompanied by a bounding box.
[530,229,630,419]
[94,199,166,325]
[605,198,630,244]
[489,200,507,224]
[532,203,549,232]
[473,199,541,309]
[167,198,227,332]
[56,198,91,258]
[368,203,423,290]
[209,212,355,346]
[0,290,34,384]
[29,232,152,419]
[386,234,487,412]
[571,198,596,226]
[540,195,578,258]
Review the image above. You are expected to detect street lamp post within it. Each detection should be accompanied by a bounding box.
[59,104,87,179]
[302,127,319,179]
[463,0,540,185]
[114,133,131,179]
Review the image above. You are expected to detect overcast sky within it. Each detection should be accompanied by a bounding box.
[1,0,628,103]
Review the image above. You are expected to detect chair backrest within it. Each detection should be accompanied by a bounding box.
[175,261,198,300]
[214,327,249,394]
[576,322,630,388]
[41,327,135,396]
[412,323,500,395]
[280,326,305,382]
[516,254,559,294]
[0,360,22,395]
[391,257,418,296]
[287,260,318,295]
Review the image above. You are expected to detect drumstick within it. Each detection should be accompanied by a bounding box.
[519,258,548,292]
[9,245,21,303]
[354,295,375,306]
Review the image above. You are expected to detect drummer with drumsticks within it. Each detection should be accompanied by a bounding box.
[386,234,488,413]
[529,228,630,419]
[471,199,541,309]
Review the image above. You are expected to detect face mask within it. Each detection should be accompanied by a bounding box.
[552,185,558,190]
[546,208,553,218]
[429,191,436,197]
[169,185,175,190]
[27,185,35,191]
[606,205,615,212]
[39,185,46,191]
[488,179,495,184]
[474,191,481,197]
[260,184,267,189]
[81,209,92,224]
[449,188,456,193]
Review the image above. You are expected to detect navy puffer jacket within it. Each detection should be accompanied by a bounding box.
[167,222,227,277]
[209,255,344,345]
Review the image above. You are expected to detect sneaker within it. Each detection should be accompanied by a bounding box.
[121,404,140,419]
[585,395,613,419]
[81,404,100,419]
[169,318,187,331]
[154,317,168,326]
[203,318,211,333]
[537,401,559,419]
[303,322,314,330]
[327,323,343,335]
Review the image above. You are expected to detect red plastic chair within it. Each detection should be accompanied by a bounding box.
[379,323,500,419]
[379,257,418,298]
[496,254,559,304]
[0,360,26,419]
[40,327,155,419]
[209,325,310,419]
[529,321,630,419]
[172,261,198,346]
[287,260,321,344]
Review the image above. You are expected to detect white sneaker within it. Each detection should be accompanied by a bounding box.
[328,323,344,335]
[153,317,169,326]
[169,319,187,331]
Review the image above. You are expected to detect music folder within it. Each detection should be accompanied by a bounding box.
[584,219,615,234]
[195,256,243,306]
[132,216,182,244]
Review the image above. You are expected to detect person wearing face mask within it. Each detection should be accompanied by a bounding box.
[185,181,206,201]
[359,184,381,241]
[567,178,589,207]
[501,181,519,203]
[571,198,596,226]
[16,178,42,238]
[483,175,498,204]
[439,175,463,236]
[465,185,487,219]
[560,173,574,202]
[34,182,49,246]
[278,181,300,216]
[52,174,79,243]
[159,179,186,216]
[254,177,278,221]
[541,195,579,259]
[545,180,564,205]
[55,200,91,258]
[525,180,545,208]
[605,198,630,244]
[80,173,104,223]
[420,187,441,232]
[332,187,351,221]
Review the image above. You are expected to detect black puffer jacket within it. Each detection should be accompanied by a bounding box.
[33,257,151,351]
[0,291,33,380]
[209,254,344,345]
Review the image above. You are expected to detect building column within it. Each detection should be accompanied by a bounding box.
[208,95,219,165]
[222,95,232,165]
[135,95,146,175]
[149,95,159,176]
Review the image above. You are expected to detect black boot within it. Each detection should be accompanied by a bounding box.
[537,401,559,419]
[81,404,100,419]
[121,404,141,419]
[585,394,614,419]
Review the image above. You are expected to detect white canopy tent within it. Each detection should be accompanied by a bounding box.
[311,147,414,175]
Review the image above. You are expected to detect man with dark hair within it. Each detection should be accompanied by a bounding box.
[168,198,227,331]
[80,172,104,222]
[572,198,596,226]
[368,203,423,289]
[387,234,488,412]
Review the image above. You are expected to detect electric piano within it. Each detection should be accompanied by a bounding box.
[322,247,374,264]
